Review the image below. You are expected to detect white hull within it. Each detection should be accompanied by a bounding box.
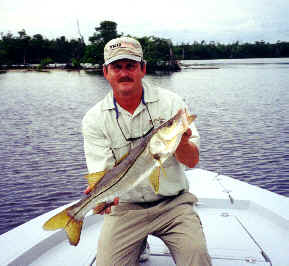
[1,169,288,266]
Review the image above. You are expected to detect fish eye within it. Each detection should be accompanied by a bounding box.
[153,154,161,160]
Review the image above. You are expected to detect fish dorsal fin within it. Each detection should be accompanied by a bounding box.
[84,171,106,190]
[149,167,160,193]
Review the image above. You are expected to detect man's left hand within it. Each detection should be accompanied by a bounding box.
[175,128,199,168]
[84,186,119,214]
[179,128,192,146]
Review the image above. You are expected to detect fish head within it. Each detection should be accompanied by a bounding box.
[149,109,196,162]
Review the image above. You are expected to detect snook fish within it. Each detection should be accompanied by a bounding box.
[43,109,196,246]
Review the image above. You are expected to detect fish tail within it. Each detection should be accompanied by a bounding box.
[43,207,83,246]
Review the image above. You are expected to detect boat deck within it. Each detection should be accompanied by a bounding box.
[1,169,288,266]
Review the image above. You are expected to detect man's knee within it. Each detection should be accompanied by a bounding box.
[174,239,211,266]
[174,243,211,266]
[179,236,208,255]
[95,232,144,266]
[95,247,141,266]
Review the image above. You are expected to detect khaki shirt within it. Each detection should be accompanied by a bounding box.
[82,81,200,202]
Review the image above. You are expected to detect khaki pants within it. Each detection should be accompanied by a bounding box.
[95,192,212,266]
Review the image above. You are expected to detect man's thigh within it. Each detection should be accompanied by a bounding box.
[150,194,212,266]
[95,204,148,266]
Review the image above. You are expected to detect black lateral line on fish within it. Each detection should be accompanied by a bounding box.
[71,133,152,218]
[70,111,186,219]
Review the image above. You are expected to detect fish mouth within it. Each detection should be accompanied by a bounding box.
[149,109,194,158]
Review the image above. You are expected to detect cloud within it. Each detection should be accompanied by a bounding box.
[1,0,288,43]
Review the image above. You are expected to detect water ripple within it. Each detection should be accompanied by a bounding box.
[0,65,288,235]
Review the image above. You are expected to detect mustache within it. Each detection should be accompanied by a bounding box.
[118,76,134,82]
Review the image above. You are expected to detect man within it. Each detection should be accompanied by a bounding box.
[82,37,212,266]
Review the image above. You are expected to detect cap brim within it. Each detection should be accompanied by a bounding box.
[104,54,142,65]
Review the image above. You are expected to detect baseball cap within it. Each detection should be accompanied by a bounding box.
[103,37,143,65]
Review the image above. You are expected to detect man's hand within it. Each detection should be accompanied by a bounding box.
[180,128,192,144]
[84,186,119,214]
[175,128,199,168]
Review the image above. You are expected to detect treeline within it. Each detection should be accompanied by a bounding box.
[175,41,289,60]
[1,21,289,71]
[0,30,85,67]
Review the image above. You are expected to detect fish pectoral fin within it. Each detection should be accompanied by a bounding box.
[84,171,106,190]
[43,207,83,246]
[149,167,160,194]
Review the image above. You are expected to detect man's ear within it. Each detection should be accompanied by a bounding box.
[103,65,108,78]
[141,61,146,76]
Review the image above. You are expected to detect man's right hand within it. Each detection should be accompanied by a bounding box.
[84,186,119,214]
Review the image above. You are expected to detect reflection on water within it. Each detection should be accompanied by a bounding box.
[0,59,289,235]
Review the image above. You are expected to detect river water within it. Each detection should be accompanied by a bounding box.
[0,58,288,235]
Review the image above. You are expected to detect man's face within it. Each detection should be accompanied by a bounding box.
[103,59,146,97]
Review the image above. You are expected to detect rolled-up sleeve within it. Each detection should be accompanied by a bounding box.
[189,122,200,151]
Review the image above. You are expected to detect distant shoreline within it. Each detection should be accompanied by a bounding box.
[1,57,288,74]
[0,63,103,73]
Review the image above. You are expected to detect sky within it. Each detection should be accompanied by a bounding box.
[1,0,289,44]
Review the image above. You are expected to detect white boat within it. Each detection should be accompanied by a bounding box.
[1,169,288,266]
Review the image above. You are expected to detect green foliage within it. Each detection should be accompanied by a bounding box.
[0,31,85,66]
[82,44,103,64]
[39,57,53,69]
[0,46,8,65]
[89,21,119,45]
[87,21,120,64]
[1,22,289,71]
[71,58,81,68]
[137,36,175,72]
[174,40,289,60]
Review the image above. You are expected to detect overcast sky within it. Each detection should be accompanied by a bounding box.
[1,0,289,44]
